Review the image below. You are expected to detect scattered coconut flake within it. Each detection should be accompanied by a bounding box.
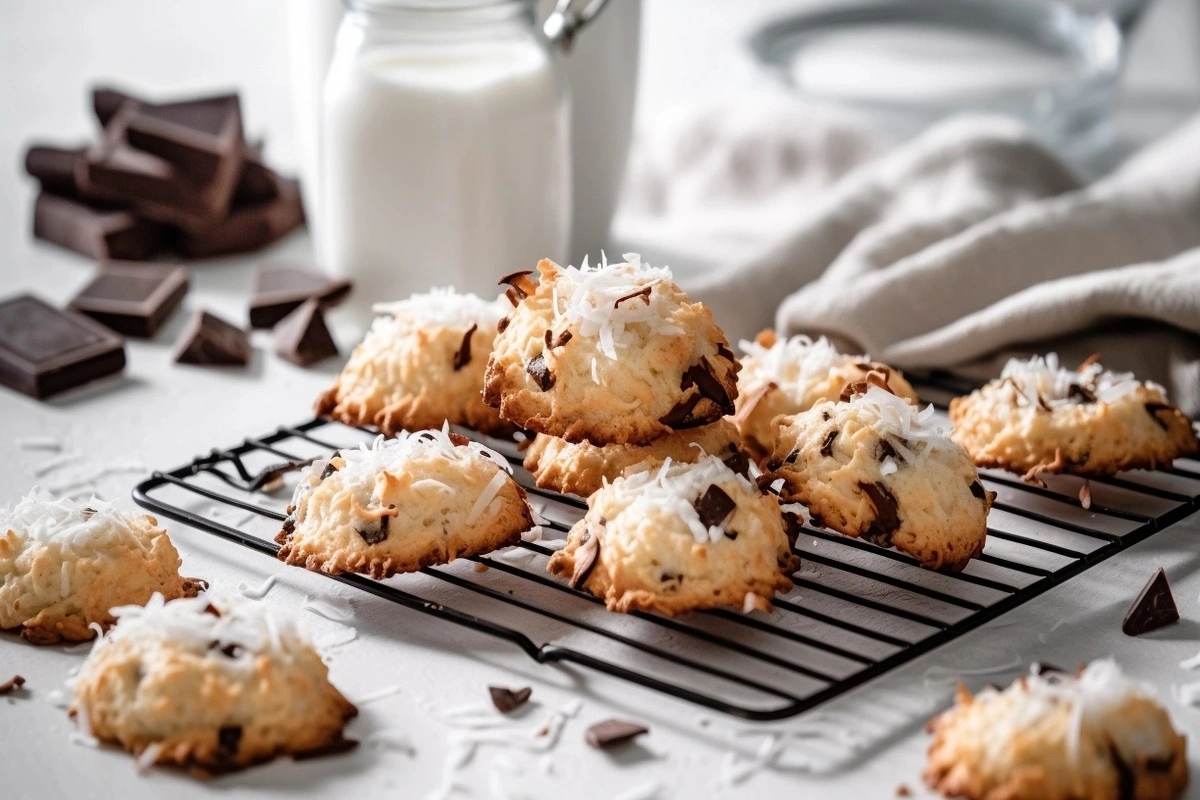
[468,469,511,525]
[134,742,162,773]
[302,595,354,623]
[1175,681,1200,706]
[315,624,358,651]
[366,729,417,755]
[237,574,279,600]
[769,478,785,494]
[69,731,100,748]
[922,654,1022,687]
[742,593,761,614]
[46,689,69,709]
[520,525,543,543]
[17,436,63,452]
[721,733,784,787]
[613,781,663,800]
[357,684,404,705]
[32,452,82,477]
[830,386,956,464]
[1179,650,1200,670]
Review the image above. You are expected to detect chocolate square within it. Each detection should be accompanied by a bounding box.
[33,193,167,261]
[248,262,351,329]
[0,294,126,399]
[176,171,304,259]
[125,94,242,186]
[174,310,251,366]
[69,262,189,338]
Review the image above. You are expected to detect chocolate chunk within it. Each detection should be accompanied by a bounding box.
[32,193,167,261]
[0,675,26,695]
[1122,567,1179,636]
[658,393,702,427]
[248,262,352,329]
[25,145,87,196]
[857,481,900,547]
[723,449,751,479]
[716,342,735,361]
[1143,402,1173,431]
[1107,742,1136,800]
[124,94,243,185]
[274,299,338,366]
[723,530,738,541]
[488,685,532,713]
[526,354,555,390]
[570,530,600,589]
[454,324,477,371]
[585,719,648,749]
[782,511,803,548]
[280,515,296,539]
[233,142,279,205]
[694,484,736,529]
[820,429,838,457]
[544,328,572,350]
[497,270,536,298]
[497,316,510,333]
[613,286,651,308]
[321,461,339,480]
[177,171,306,259]
[681,357,733,413]
[356,515,389,546]
[0,294,126,399]
[217,725,243,757]
[203,604,222,617]
[69,262,188,338]
[969,480,987,500]
[877,440,897,462]
[1068,383,1097,403]
[175,310,250,366]
[447,432,471,447]
[92,86,135,127]
[292,738,359,761]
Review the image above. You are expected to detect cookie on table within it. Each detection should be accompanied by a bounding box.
[523,419,741,497]
[483,255,740,446]
[925,660,1189,800]
[0,491,202,645]
[735,330,918,458]
[949,353,1198,481]
[546,455,799,615]
[276,427,534,578]
[764,385,991,571]
[315,287,514,437]
[73,593,357,775]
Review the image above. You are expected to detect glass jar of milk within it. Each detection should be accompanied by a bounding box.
[321,0,571,319]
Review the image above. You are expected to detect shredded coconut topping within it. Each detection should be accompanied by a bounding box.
[547,253,682,360]
[371,286,504,330]
[0,489,149,557]
[998,353,1163,408]
[606,455,754,545]
[739,334,862,397]
[816,385,955,463]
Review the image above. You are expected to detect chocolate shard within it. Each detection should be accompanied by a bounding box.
[453,324,478,371]
[658,393,702,427]
[488,685,533,713]
[1143,402,1174,431]
[497,316,510,333]
[969,480,987,501]
[723,449,751,479]
[248,262,352,329]
[124,93,243,185]
[585,719,648,749]
[497,270,536,298]
[274,298,338,367]
[544,328,572,350]
[92,86,135,127]
[0,294,126,399]
[570,530,600,589]
[1068,382,1097,403]
[820,429,838,457]
[356,514,389,546]
[32,193,167,261]
[857,481,901,548]
[680,357,733,413]
[526,354,555,391]
[25,145,87,196]
[69,262,189,338]
[0,675,26,695]
[613,286,652,308]
[694,484,736,529]
[1122,567,1179,636]
[174,310,251,366]
[217,725,243,757]
[840,369,892,402]
[178,171,306,259]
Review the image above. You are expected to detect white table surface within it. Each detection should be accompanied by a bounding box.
[2,2,1200,799]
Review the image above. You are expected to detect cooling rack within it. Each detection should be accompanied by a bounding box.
[132,380,1200,721]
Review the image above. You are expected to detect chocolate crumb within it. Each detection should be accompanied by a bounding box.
[613,286,652,308]
[321,461,339,480]
[544,328,572,350]
[1068,383,1097,403]
[526,354,555,391]
[585,719,648,749]
[820,429,837,457]
[876,440,897,462]
[840,369,892,401]
[0,675,26,695]
[497,316,510,333]
[447,432,471,446]
[724,530,738,541]
[694,484,736,529]
[203,604,221,617]
[497,270,536,298]
[356,515,389,545]
[1122,567,1179,636]
[1037,393,1052,412]
[217,725,242,757]
[1144,402,1173,431]
[453,323,477,371]
[896,785,911,797]
[857,481,900,548]
[488,685,532,713]
[570,530,600,589]
[821,411,831,422]
[723,449,751,479]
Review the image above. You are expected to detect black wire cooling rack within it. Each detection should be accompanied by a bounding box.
[132,380,1200,721]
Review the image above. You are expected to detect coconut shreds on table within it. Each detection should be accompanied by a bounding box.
[370,286,505,329]
[738,334,862,397]
[998,353,1164,407]
[547,254,683,361]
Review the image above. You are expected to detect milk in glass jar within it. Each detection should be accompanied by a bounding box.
[320,0,571,319]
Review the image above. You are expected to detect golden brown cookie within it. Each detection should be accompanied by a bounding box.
[925,660,1189,800]
[735,330,918,459]
[547,455,798,615]
[73,593,358,775]
[523,419,741,497]
[764,386,991,570]
[277,427,534,578]
[316,287,514,437]
[0,491,202,645]
[949,354,1198,480]
[483,256,740,446]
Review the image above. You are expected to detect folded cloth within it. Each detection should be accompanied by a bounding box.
[668,111,1200,415]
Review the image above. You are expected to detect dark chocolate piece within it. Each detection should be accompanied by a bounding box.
[820,429,837,457]
[613,286,651,308]
[680,357,733,413]
[248,262,352,329]
[857,481,901,548]
[33,193,166,261]
[1122,567,1179,636]
[0,675,26,695]
[93,86,134,126]
[25,145,86,196]
[497,316,510,333]
[1143,402,1173,431]
[177,171,305,258]
[0,294,126,399]
[488,685,532,713]
[69,262,188,338]
[454,324,477,371]
[217,725,243,757]
[174,310,250,366]
[274,299,338,367]
[584,719,648,749]
[658,393,703,427]
[526,354,554,390]
[497,270,536,298]
[570,531,600,589]
[694,485,736,529]
[543,328,571,349]
[356,515,389,546]
[723,449,751,479]
[1068,383,1096,403]
[125,94,243,185]
[235,142,278,205]
[969,480,987,501]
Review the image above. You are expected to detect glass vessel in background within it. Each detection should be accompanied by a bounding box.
[320,0,571,322]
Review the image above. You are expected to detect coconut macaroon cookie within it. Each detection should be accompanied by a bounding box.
[949,354,1198,481]
[764,385,991,570]
[546,456,799,616]
[523,419,741,497]
[483,255,740,446]
[925,660,1189,800]
[0,491,201,645]
[73,593,358,775]
[276,427,534,578]
[316,287,514,437]
[735,330,918,458]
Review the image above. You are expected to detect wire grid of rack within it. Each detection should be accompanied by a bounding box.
[132,379,1200,722]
